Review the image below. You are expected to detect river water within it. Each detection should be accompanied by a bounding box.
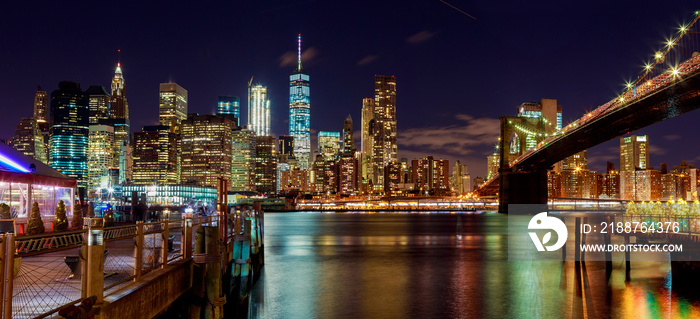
[247,212,700,318]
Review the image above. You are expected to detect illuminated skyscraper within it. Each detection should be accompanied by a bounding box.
[620,135,649,171]
[12,117,47,164]
[360,98,374,190]
[278,135,294,156]
[451,161,471,195]
[49,81,89,190]
[254,136,277,194]
[159,83,188,126]
[180,115,234,189]
[217,96,240,125]
[318,131,341,161]
[248,83,270,136]
[342,115,355,156]
[232,129,256,191]
[289,34,311,169]
[370,75,397,192]
[132,126,180,185]
[110,63,130,145]
[86,86,110,124]
[87,125,116,193]
[33,86,49,123]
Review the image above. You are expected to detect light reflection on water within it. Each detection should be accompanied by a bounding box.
[247,212,700,319]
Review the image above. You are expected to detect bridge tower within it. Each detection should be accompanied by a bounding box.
[498,116,549,213]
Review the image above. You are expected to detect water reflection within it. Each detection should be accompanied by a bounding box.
[248,212,700,318]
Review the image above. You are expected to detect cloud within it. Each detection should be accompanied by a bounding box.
[649,144,665,155]
[278,47,319,68]
[664,134,681,141]
[399,114,500,156]
[357,55,379,66]
[406,30,437,44]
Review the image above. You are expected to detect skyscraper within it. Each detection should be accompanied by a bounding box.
[86,85,110,124]
[620,135,649,171]
[232,129,256,191]
[87,125,116,193]
[110,63,130,145]
[132,125,180,185]
[217,96,240,125]
[278,135,294,156]
[49,81,89,190]
[289,34,311,169]
[451,161,471,195]
[159,83,188,126]
[12,117,47,164]
[180,115,234,190]
[248,84,270,136]
[360,98,374,191]
[318,131,341,162]
[342,114,355,156]
[33,86,49,123]
[370,75,397,192]
[254,136,277,194]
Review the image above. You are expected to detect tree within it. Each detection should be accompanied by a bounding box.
[71,201,84,230]
[27,202,45,235]
[103,209,115,227]
[0,203,11,219]
[54,200,68,232]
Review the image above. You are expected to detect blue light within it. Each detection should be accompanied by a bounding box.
[0,152,30,173]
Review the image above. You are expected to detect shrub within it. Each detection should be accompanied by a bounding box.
[54,200,68,232]
[27,202,45,235]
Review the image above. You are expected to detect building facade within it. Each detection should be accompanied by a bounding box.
[248,84,271,136]
[217,96,240,124]
[132,125,180,185]
[180,115,234,190]
[86,85,111,124]
[159,83,188,126]
[232,129,256,191]
[49,81,90,190]
[253,136,277,194]
[318,131,341,162]
[87,125,116,195]
[370,75,398,192]
[12,117,47,164]
[289,34,311,169]
[620,135,649,171]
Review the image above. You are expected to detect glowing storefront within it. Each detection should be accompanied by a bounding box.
[0,143,76,217]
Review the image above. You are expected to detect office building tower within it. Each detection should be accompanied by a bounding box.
[318,131,341,161]
[217,96,240,125]
[132,126,180,185]
[289,34,311,169]
[33,86,49,123]
[369,75,398,192]
[517,99,562,132]
[254,136,277,194]
[342,115,355,156]
[600,162,620,199]
[338,156,359,195]
[87,125,116,193]
[451,161,471,195]
[12,117,47,163]
[159,83,188,126]
[49,81,89,190]
[360,98,374,190]
[248,84,271,136]
[620,135,649,171]
[278,135,294,156]
[86,86,111,124]
[110,63,130,145]
[232,129,256,191]
[180,115,234,189]
[119,141,132,184]
[563,150,587,170]
[410,156,449,195]
[279,170,315,193]
[487,152,499,180]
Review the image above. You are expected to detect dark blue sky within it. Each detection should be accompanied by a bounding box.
[1,1,699,178]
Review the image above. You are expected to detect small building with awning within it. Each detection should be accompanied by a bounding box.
[0,142,76,218]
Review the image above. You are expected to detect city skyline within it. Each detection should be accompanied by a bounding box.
[2,2,700,179]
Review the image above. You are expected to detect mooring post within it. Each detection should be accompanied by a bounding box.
[3,233,14,319]
[134,221,144,281]
[189,225,206,319]
[581,217,588,262]
[561,217,567,261]
[203,226,224,319]
[161,212,169,269]
[183,214,193,260]
[86,218,105,304]
[0,234,6,318]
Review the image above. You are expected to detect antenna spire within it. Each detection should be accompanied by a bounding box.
[297,34,302,71]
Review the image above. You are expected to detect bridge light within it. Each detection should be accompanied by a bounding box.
[667,39,675,47]
[645,63,652,70]
[655,52,663,59]
[680,25,688,32]
[626,82,633,88]
[671,67,680,76]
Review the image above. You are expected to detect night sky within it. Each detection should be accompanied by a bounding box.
[1,1,699,178]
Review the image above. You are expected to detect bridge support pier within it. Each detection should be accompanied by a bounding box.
[498,169,548,213]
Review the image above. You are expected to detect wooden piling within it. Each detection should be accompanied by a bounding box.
[204,226,224,319]
[134,221,144,281]
[604,216,612,276]
[575,217,581,262]
[0,234,5,318]
[625,235,631,281]
[189,225,206,319]
[581,217,588,262]
[86,220,104,304]
[3,234,13,319]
